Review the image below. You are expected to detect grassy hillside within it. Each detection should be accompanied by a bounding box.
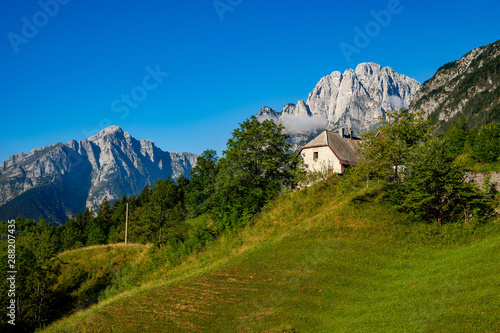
[43,181,500,332]
[51,243,150,323]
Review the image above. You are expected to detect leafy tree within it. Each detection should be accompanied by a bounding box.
[352,110,495,225]
[83,198,114,246]
[443,117,471,158]
[0,219,62,331]
[106,196,129,244]
[136,184,151,206]
[186,149,218,217]
[57,218,84,251]
[85,220,106,245]
[210,116,301,231]
[358,110,431,182]
[97,197,112,221]
[129,178,186,245]
[176,174,190,213]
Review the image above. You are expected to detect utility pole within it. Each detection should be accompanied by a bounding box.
[125,202,129,245]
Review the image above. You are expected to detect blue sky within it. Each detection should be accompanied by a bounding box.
[1,0,499,162]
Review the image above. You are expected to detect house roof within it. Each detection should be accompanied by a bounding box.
[300,130,361,166]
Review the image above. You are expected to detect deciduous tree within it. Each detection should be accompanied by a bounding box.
[358,109,431,181]
[210,116,301,230]
[186,149,218,217]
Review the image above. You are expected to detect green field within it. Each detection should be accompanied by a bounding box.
[43,182,500,332]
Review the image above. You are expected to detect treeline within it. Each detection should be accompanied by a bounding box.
[55,116,300,251]
[443,119,500,165]
[344,111,498,226]
[0,116,301,332]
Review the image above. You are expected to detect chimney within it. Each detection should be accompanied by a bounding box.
[338,128,345,137]
[349,128,353,139]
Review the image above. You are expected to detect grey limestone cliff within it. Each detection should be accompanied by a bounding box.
[0,126,197,224]
[257,62,421,149]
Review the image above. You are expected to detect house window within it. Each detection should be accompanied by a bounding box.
[313,152,319,160]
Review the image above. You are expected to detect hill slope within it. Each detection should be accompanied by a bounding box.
[43,182,500,332]
[53,244,150,323]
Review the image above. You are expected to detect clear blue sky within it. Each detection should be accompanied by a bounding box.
[1,0,499,162]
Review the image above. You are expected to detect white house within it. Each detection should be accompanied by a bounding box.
[299,129,361,175]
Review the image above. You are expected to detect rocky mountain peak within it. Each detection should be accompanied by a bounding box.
[0,127,198,224]
[258,106,278,117]
[88,125,124,141]
[257,62,421,150]
[355,62,382,76]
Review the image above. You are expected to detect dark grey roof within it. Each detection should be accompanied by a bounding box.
[300,130,361,166]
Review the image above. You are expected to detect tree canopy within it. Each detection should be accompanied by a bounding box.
[393,137,494,225]
[357,110,431,181]
[210,116,301,230]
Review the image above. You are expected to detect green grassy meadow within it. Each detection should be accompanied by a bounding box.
[43,182,500,332]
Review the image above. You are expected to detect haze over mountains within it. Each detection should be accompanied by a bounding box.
[256,62,421,149]
[0,126,197,224]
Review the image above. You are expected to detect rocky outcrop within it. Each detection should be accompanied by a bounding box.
[409,39,500,130]
[306,63,419,128]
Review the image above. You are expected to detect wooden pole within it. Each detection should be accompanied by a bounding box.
[125,202,129,245]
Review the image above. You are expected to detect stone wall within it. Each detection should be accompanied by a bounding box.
[464,172,500,191]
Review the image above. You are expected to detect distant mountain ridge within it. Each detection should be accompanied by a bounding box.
[256,62,421,149]
[409,39,500,130]
[0,126,197,224]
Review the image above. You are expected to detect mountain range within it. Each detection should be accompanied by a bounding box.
[0,126,197,224]
[257,39,499,149]
[1,39,499,225]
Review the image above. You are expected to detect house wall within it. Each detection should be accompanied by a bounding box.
[301,147,343,174]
